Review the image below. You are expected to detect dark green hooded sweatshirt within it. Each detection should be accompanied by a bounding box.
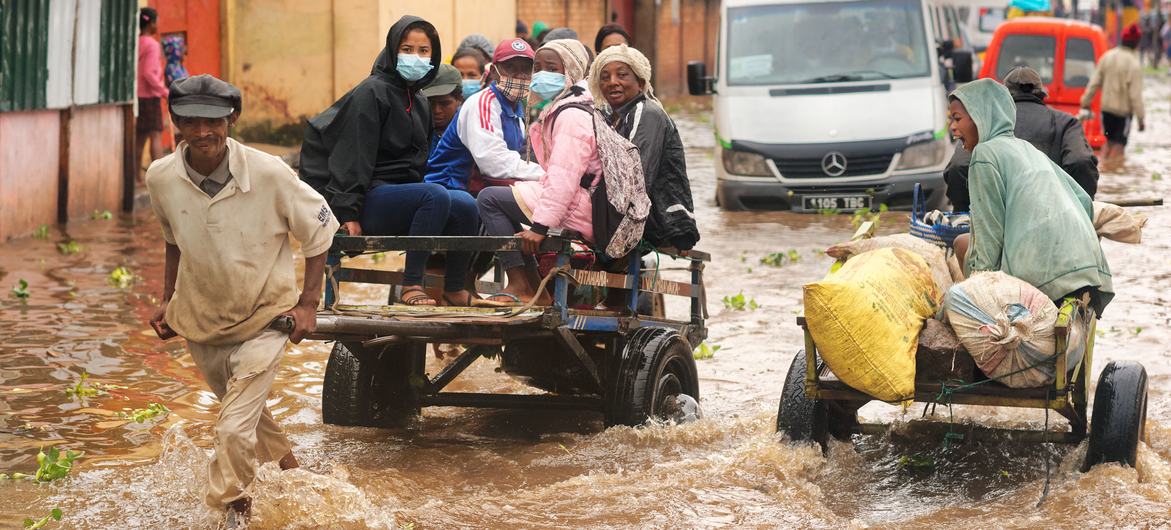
[952,78,1113,314]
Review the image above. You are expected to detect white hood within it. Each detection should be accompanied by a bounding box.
[717,81,945,144]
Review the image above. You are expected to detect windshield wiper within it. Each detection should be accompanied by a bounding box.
[799,70,897,84]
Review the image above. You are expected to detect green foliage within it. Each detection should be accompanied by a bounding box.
[22,508,62,529]
[56,241,82,255]
[91,210,113,221]
[693,342,721,360]
[118,403,170,424]
[851,203,888,229]
[35,447,82,482]
[65,372,106,398]
[760,249,801,268]
[108,266,135,288]
[818,207,840,216]
[722,292,759,311]
[896,453,935,470]
[1152,172,1162,181]
[33,225,50,239]
[10,279,30,302]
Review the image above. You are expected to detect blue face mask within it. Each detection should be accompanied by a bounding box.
[461,79,482,98]
[396,53,433,82]
[529,71,568,101]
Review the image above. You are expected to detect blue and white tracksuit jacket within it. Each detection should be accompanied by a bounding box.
[424,83,544,190]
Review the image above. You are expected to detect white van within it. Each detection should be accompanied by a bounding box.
[688,0,974,212]
[948,0,1007,50]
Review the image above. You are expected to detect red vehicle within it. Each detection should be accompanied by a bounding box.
[978,18,1109,149]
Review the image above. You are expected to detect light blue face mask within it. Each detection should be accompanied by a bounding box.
[461,79,482,98]
[396,53,433,82]
[529,71,567,101]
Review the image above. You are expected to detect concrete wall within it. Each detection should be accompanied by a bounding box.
[225,0,516,130]
[0,111,61,240]
[66,106,126,220]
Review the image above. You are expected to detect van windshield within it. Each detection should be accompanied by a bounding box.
[726,0,932,86]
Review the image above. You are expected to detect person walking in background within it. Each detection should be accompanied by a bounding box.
[594,23,631,53]
[162,35,188,86]
[1080,23,1145,172]
[146,74,337,528]
[945,67,1099,210]
[136,7,168,180]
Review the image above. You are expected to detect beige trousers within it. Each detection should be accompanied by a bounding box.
[187,329,293,508]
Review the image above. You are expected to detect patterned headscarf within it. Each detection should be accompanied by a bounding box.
[588,44,657,112]
[162,35,188,87]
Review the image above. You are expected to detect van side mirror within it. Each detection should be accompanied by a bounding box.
[687,61,715,96]
[951,50,975,83]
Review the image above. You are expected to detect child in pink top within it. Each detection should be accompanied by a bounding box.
[136,7,168,177]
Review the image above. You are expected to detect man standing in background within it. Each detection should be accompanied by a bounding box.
[137,7,168,181]
[1081,23,1145,172]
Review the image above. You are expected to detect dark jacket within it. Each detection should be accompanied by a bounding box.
[298,16,441,223]
[944,93,1099,211]
[610,95,700,250]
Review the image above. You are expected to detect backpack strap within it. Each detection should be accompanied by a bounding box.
[544,101,595,134]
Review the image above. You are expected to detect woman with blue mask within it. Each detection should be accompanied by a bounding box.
[476,39,604,305]
[301,15,496,308]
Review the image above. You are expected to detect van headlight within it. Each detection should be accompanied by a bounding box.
[896,139,947,170]
[721,147,772,177]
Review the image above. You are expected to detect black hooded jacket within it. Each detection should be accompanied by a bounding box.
[610,95,700,250]
[299,16,441,223]
[944,92,1099,211]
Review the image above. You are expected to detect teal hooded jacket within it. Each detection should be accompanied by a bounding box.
[952,79,1113,314]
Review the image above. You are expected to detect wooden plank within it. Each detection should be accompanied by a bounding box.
[330,235,571,253]
[568,269,695,297]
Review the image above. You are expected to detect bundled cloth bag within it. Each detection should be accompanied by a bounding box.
[1092,201,1147,244]
[826,233,953,299]
[804,247,939,402]
[943,272,1064,388]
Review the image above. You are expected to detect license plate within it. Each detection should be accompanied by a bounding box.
[802,195,872,211]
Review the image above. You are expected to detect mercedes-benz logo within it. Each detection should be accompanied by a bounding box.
[821,152,848,177]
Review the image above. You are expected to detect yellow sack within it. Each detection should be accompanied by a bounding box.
[803,247,939,402]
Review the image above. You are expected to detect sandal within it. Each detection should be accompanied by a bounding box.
[442,292,515,308]
[400,287,437,306]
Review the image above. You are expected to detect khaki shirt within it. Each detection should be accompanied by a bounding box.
[146,138,340,345]
[1081,47,1144,120]
[181,144,232,197]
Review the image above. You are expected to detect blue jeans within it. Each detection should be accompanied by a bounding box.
[361,183,478,292]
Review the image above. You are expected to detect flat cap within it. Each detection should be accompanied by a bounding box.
[1003,66,1047,99]
[168,74,242,119]
[419,64,462,98]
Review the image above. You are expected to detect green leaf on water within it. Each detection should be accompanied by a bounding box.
[118,402,170,424]
[65,372,105,398]
[92,210,113,220]
[10,279,30,302]
[693,342,721,360]
[108,266,135,288]
[897,453,935,470]
[1153,172,1163,181]
[1134,327,1143,336]
[22,508,63,529]
[34,447,82,482]
[56,240,82,255]
[33,225,50,239]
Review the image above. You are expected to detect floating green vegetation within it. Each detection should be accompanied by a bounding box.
[119,403,170,424]
[722,292,759,311]
[693,342,721,360]
[11,279,30,302]
[108,266,135,288]
[56,241,82,255]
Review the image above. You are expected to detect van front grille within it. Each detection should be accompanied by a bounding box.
[774,154,894,178]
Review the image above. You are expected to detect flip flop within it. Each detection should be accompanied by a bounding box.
[441,292,514,308]
[483,292,523,307]
[400,288,437,306]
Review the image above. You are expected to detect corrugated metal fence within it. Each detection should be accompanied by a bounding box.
[1,0,135,112]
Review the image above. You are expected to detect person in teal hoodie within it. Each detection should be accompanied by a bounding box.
[949,78,1113,315]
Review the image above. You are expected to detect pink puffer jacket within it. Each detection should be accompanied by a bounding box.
[513,89,602,242]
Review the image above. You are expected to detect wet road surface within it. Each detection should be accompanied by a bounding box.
[2,75,1171,528]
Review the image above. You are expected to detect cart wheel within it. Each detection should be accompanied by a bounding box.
[776,350,830,449]
[605,327,700,427]
[1083,361,1148,471]
[322,342,424,427]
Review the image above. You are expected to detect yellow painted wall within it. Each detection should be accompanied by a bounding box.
[225,0,515,131]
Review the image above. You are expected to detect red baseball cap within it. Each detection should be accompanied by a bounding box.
[1122,23,1142,43]
[493,38,535,63]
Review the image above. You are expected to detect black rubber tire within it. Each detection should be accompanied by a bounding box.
[605,327,700,427]
[1083,360,1149,471]
[776,350,830,449]
[322,342,424,427]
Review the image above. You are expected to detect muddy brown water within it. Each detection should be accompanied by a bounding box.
[3,78,1171,529]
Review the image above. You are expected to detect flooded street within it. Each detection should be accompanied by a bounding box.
[3,75,1171,529]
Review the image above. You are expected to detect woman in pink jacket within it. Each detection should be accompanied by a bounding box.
[477,39,600,305]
